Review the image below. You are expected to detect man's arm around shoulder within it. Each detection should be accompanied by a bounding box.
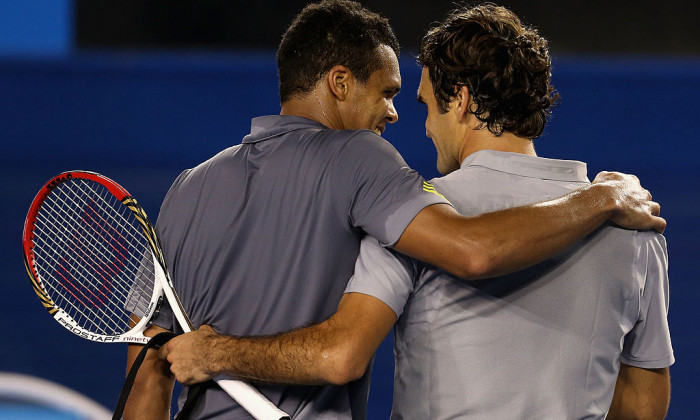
[395,171,665,279]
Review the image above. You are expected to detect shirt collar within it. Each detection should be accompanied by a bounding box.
[242,115,329,144]
[460,150,589,182]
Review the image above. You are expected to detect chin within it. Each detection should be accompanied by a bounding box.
[436,160,455,176]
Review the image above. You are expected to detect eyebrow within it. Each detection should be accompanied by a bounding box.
[416,92,426,104]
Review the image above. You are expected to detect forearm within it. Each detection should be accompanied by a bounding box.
[398,171,664,280]
[161,294,396,387]
[214,320,350,385]
[461,183,616,277]
[124,326,176,420]
[607,365,670,420]
[158,321,357,386]
[397,183,615,278]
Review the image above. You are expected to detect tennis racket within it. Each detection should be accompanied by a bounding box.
[22,170,289,420]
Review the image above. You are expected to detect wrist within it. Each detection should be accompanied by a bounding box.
[206,333,235,376]
[585,182,618,221]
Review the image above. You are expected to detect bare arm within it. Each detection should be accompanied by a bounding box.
[123,324,176,420]
[395,172,665,279]
[607,364,670,420]
[160,292,397,386]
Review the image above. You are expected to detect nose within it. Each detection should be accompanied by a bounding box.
[386,99,399,124]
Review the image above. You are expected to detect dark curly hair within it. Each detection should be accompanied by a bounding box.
[277,0,400,103]
[418,2,560,138]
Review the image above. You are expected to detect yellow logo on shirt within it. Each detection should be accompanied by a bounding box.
[422,181,447,200]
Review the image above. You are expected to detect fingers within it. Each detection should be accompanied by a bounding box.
[593,171,641,186]
[652,216,666,234]
[592,171,624,183]
[595,171,663,230]
[158,326,212,362]
[156,327,217,385]
[649,201,660,217]
[158,341,172,362]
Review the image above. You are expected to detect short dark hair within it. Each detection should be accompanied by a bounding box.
[418,2,560,138]
[277,0,400,103]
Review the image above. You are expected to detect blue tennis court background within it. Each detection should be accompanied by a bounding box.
[1,50,698,420]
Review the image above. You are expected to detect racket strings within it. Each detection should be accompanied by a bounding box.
[35,190,147,307]
[33,213,145,335]
[33,192,152,335]
[32,225,149,336]
[31,179,156,336]
[44,188,138,288]
[35,201,133,301]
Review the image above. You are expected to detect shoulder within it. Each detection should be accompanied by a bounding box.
[169,145,245,187]
[583,228,668,276]
[621,230,668,260]
[636,230,667,251]
[160,146,235,206]
[592,227,666,250]
[334,130,403,159]
[328,130,410,183]
[163,168,192,199]
[635,230,669,271]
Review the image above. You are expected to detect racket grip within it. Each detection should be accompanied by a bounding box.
[214,377,290,420]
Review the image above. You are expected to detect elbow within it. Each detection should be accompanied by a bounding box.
[318,344,370,386]
[322,361,368,386]
[450,252,494,280]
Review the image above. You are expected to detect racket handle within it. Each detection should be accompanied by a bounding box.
[214,376,290,420]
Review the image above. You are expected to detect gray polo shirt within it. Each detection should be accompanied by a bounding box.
[346,150,674,419]
[152,115,449,419]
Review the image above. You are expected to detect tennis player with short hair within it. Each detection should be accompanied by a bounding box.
[126,1,666,419]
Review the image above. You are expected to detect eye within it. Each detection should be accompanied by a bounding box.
[384,88,400,99]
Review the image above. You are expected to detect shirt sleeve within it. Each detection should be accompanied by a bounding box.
[344,236,416,318]
[619,233,675,369]
[332,131,450,247]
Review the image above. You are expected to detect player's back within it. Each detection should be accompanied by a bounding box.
[155,115,444,419]
[159,121,361,335]
[390,150,673,419]
[157,117,369,419]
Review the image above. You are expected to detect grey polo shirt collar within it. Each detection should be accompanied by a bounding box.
[461,150,589,182]
[243,115,328,144]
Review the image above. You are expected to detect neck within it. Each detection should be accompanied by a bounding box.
[280,90,342,130]
[458,129,536,165]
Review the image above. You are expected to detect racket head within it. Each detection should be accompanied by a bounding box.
[23,171,166,344]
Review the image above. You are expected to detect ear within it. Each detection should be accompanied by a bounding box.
[455,85,472,121]
[327,65,353,101]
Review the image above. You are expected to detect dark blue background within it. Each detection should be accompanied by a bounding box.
[1,52,698,418]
